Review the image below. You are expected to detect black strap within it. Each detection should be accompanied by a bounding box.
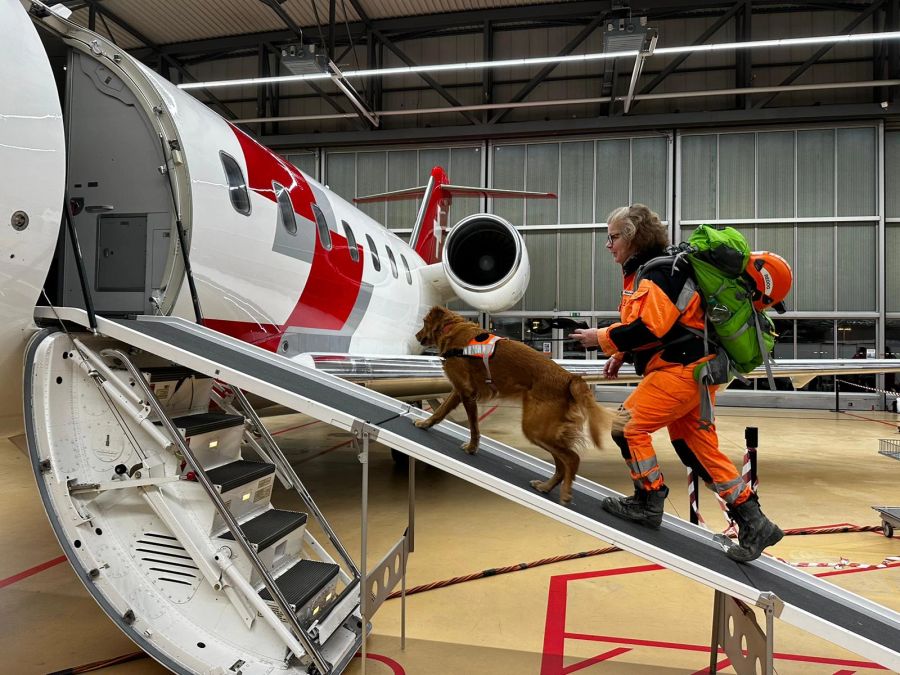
[441,348,465,358]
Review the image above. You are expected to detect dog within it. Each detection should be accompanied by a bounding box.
[414,305,611,504]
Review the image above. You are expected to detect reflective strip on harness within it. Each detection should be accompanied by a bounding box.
[459,334,506,390]
[461,334,505,358]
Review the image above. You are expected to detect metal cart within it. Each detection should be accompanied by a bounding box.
[875,439,900,538]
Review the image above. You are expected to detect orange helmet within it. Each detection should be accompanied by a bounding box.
[747,251,792,313]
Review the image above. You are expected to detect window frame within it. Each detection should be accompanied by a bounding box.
[219,151,251,216]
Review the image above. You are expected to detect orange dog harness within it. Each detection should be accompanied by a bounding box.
[442,333,507,390]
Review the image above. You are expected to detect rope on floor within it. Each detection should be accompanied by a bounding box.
[387,545,622,599]
[385,522,887,600]
[47,651,147,674]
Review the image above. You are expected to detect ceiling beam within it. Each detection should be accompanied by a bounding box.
[260,102,889,148]
[754,0,886,107]
[488,13,607,124]
[345,0,481,124]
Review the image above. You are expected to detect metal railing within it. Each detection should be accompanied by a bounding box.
[113,350,331,674]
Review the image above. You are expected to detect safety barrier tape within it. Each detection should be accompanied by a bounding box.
[835,378,900,398]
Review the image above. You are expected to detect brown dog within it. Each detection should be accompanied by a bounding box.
[414,306,611,504]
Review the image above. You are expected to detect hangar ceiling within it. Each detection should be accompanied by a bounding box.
[54,0,900,146]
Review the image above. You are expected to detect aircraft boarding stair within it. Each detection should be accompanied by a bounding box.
[27,308,900,675]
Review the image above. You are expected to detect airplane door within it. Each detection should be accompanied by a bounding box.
[61,50,172,315]
[0,2,66,435]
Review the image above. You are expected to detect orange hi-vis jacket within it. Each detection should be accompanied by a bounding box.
[597,248,711,375]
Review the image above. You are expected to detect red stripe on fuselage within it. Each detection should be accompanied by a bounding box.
[229,126,363,336]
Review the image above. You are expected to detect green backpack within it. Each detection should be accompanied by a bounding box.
[686,224,777,382]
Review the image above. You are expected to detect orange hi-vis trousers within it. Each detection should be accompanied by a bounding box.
[613,363,752,506]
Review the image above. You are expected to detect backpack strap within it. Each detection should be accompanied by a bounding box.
[753,311,777,390]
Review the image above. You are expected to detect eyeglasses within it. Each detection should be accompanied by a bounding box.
[606,232,622,246]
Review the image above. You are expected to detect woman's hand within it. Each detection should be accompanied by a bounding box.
[568,327,599,349]
[603,353,624,380]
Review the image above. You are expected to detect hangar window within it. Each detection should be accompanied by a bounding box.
[385,246,399,279]
[312,203,332,251]
[220,152,251,215]
[342,221,359,262]
[400,254,412,284]
[273,182,297,236]
[365,234,381,271]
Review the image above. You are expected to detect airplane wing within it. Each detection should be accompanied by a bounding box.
[293,354,900,399]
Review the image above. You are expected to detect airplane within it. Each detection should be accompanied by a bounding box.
[5,2,900,674]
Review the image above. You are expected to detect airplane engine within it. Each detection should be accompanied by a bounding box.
[441,214,530,313]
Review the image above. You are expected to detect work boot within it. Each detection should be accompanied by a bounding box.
[602,485,668,529]
[725,494,784,562]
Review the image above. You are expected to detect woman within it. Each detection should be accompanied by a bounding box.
[569,204,782,562]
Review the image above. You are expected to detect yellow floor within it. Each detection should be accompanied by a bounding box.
[2,404,899,674]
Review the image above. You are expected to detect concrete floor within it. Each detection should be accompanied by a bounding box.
[2,402,899,674]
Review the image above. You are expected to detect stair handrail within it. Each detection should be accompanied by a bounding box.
[111,350,331,674]
[227,384,362,581]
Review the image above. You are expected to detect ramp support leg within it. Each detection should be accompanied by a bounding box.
[709,590,781,674]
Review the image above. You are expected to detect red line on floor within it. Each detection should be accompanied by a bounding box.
[478,405,498,422]
[832,670,858,675]
[352,652,405,674]
[0,555,67,590]
[296,439,354,465]
[541,564,662,674]
[271,419,321,436]
[562,647,631,673]
[691,657,732,674]
[563,634,887,669]
[840,410,898,428]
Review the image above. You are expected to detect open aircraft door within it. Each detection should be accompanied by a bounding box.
[0,0,66,436]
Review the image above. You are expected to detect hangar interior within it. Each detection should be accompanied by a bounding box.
[4,1,900,675]
[50,0,900,409]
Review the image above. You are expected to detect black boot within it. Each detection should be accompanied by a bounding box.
[602,485,668,529]
[726,494,784,562]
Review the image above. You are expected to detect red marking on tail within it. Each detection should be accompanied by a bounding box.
[413,166,451,265]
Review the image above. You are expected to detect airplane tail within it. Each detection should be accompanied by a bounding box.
[354,166,556,265]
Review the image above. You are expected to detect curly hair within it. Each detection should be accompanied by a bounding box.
[607,204,668,253]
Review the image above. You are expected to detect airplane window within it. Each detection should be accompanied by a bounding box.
[312,203,332,251]
[365,234,381,271]
[220,151,251,215]
[273,182,297,235]
[342,220,359,262]
[400,254,412,284]
[385,246,399,279]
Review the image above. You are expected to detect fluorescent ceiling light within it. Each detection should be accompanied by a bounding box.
[178,30,900,91]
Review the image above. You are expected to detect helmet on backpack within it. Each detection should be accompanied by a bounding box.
[746,251,792,313]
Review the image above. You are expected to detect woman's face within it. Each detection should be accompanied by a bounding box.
[606,219,634,265]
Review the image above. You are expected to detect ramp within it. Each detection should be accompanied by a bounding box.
[34,308,900,671]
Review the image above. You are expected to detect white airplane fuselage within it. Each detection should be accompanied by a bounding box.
[0,1,533,435]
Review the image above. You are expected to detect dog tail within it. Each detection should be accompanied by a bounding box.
[569,376,611,449]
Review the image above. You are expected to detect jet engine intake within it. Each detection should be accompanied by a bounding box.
[442,214,530,312]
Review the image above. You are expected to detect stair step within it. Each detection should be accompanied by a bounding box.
[221,509,308,552]
[167,412,244,436]
[142,365,210,383]
[260,559,340,612]
[206,460,275,493]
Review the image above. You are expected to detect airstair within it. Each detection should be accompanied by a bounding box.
[27,308,900,674]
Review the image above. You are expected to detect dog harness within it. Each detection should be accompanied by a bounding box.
[442,332,507,391]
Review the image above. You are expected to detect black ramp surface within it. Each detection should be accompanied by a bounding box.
[115,318,900,652]
[380,417,900,649]
[118,319,406,426]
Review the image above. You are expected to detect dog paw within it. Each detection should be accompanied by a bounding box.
[414,419,432,429]
[530,479,550,494]
[461,442,479,454]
